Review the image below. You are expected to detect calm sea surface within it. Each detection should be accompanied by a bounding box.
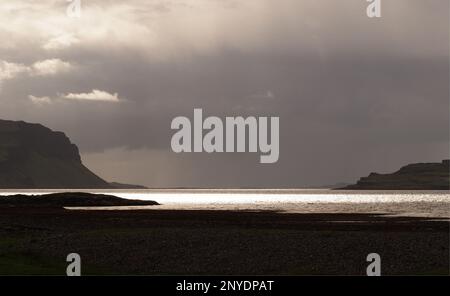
[0,189,449,219]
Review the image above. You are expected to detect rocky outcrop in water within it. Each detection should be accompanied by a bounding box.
[343,160,450,190]
[0,192,159,207]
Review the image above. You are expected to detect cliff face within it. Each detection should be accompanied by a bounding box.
[344,160,450,190]
[0,119,111,189]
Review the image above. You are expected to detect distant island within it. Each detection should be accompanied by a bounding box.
[342,160,450,190]
[109,182,148,189]
[0,119,146,189]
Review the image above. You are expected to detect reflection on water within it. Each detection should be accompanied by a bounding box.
[0,189,449,218]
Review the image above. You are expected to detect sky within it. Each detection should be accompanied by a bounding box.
[0,0,448,188]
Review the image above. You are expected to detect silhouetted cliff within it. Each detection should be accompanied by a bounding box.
[343,160,450,190]
[0,119,111,189]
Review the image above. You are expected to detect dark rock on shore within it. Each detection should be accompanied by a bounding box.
[0,192,159,207]
[343,160,450,190]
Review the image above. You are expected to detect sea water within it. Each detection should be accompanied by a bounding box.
[0,189,449,219]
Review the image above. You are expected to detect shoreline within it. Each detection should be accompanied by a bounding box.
[1,188,450,194]
[0,206,448,275]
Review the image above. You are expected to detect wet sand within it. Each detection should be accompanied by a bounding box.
[0,207,448,275]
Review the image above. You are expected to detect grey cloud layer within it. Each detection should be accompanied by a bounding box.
[0,0,448,187]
